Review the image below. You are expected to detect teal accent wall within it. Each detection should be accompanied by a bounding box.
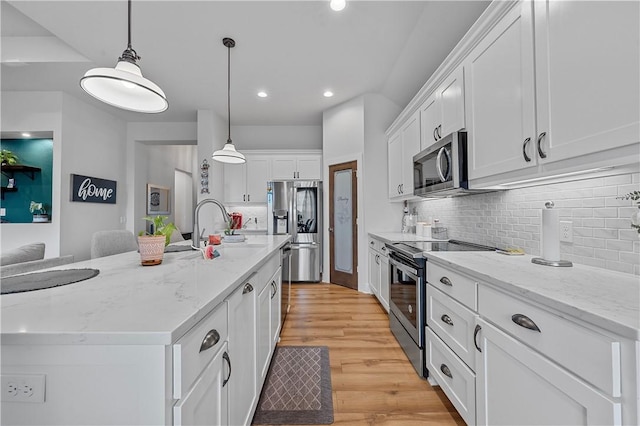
[0,139,53,223]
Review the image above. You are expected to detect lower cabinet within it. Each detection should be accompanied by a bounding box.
[425,260,637,426]
[257,265,282,389]
[227,282,257,426]
[475,318,620,426]
[269,268,282,346]
[367,236,389,312]
[173,342,229,426]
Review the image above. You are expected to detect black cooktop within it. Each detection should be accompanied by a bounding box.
[387,240,494,259]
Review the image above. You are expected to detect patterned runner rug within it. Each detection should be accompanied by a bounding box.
[252,346,333,425]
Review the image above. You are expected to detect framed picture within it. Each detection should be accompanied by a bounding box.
[147,184,170,215]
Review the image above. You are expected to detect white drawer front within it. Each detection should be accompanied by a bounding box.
[173,302,229,399]
[478,284,621,397]
[426,327,476,426]
[427,284,477,371]
[255,252,281,294]
[427,262,477,310]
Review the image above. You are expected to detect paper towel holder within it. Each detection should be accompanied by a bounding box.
[532,201,573,267]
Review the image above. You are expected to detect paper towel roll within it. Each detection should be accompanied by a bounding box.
[542,204,560,261]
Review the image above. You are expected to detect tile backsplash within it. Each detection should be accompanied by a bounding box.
[225,204,268,231]
[410,173,640,275]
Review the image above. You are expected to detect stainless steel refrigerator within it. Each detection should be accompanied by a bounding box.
[267,180,322,282]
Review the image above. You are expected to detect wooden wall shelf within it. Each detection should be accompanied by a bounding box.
[1,164,41,180]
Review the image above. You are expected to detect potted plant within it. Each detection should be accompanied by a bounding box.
[137,215,176,266]
[0,149,19,166]
[29,201,49,223]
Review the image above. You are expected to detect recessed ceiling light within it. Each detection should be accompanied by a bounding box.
[21,133,31,137]
[323,91,334,98]
[330,0,346,12]
[257,91,268,98]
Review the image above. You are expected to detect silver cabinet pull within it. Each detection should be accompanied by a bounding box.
[440,363,452,379]
[243,194,246,202]
[370,241,375,246]
[437,124,442,139]
[222,352,231,387]
[271,281,277,299]
[474,324,482,352]
[440,314,454,326]
[247,194,250,202]
[199,329,221,353]
[536,132,547,159]
[433,127,438,141]
[375,254,380,265]
[512,314,541,332]
[439,276,453,286]
[243,283,253,294]
[522,137,531,162]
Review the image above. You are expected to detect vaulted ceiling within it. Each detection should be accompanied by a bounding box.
[1,1,489,125]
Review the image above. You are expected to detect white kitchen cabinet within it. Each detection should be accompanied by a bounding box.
[367,236,389,312]
[257,279,272,384]
[388,111,420,200]
[271,154,322,180]
[420,66,465,151]
[475,317,620,426]
[533,0,639,166]
[174,342,229,426]
[227,282,257,426]
[224,156,270,203]
[465,0,537,181]
[269,268,282,346]
[466,0,640,187]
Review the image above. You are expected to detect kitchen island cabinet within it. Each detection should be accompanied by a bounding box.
[1,235,289,425]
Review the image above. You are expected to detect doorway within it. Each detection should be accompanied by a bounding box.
[328,161,358,290]
[174,169,193,237]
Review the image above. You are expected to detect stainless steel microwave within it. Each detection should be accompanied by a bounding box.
[413,132,473,197]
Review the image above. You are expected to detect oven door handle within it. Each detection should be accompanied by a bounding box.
[388,257,419,280]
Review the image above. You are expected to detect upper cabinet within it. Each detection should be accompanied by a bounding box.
[223,155,270,203]
[388,111,420,200]
[466,0,640,186]
[271,154,322,180]
[465,1,537,180]
[420,67,466,151]
[533,0,640,165]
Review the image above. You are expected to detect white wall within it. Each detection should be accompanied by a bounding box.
[0,92,63,257]
[231,125,322,150]
[59,93,128,261]
[322,94,402,292]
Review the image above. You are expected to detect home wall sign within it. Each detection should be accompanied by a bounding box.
[71,174,117,204]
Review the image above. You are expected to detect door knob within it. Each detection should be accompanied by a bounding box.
[329,227,334,232]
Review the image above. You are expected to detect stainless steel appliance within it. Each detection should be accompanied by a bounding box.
[280,243,292,327]
[413,132,492,198]
[268,180,322,282]
[386,240,494,378]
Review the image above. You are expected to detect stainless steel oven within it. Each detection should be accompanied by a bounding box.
[386,240,495,379]
[386,243,427,377]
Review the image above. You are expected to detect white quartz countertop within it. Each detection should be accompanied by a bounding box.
[424,251,640,340]
[1,235,290,346]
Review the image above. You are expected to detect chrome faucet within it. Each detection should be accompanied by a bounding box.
[193,198,230,249]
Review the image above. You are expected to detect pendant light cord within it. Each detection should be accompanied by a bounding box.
[120,0,139,63]
[227,43,232,144]
[127,0,132,50]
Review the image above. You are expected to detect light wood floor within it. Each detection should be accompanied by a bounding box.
[278,283,465,426]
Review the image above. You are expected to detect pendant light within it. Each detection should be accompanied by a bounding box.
[80,0,168,113]
[212,37,246,164]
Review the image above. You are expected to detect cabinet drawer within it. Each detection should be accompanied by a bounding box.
[426,327,476,426]
[173,303,229,399]
[427,284,477,371]
[427,262,477,310]
[478,284,621,397]
[255,252,281,294]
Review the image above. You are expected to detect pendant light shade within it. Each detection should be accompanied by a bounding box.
[212,37,246,164]
[80,0,168,113]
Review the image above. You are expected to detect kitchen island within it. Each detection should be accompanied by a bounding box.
[1,234,290,425]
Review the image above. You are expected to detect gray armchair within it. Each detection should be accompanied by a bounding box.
[90,230,138,259]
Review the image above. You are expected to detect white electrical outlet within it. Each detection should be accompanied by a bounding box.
[560,220,573,243]
[0,208,5,216]
[1,374,45,403]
